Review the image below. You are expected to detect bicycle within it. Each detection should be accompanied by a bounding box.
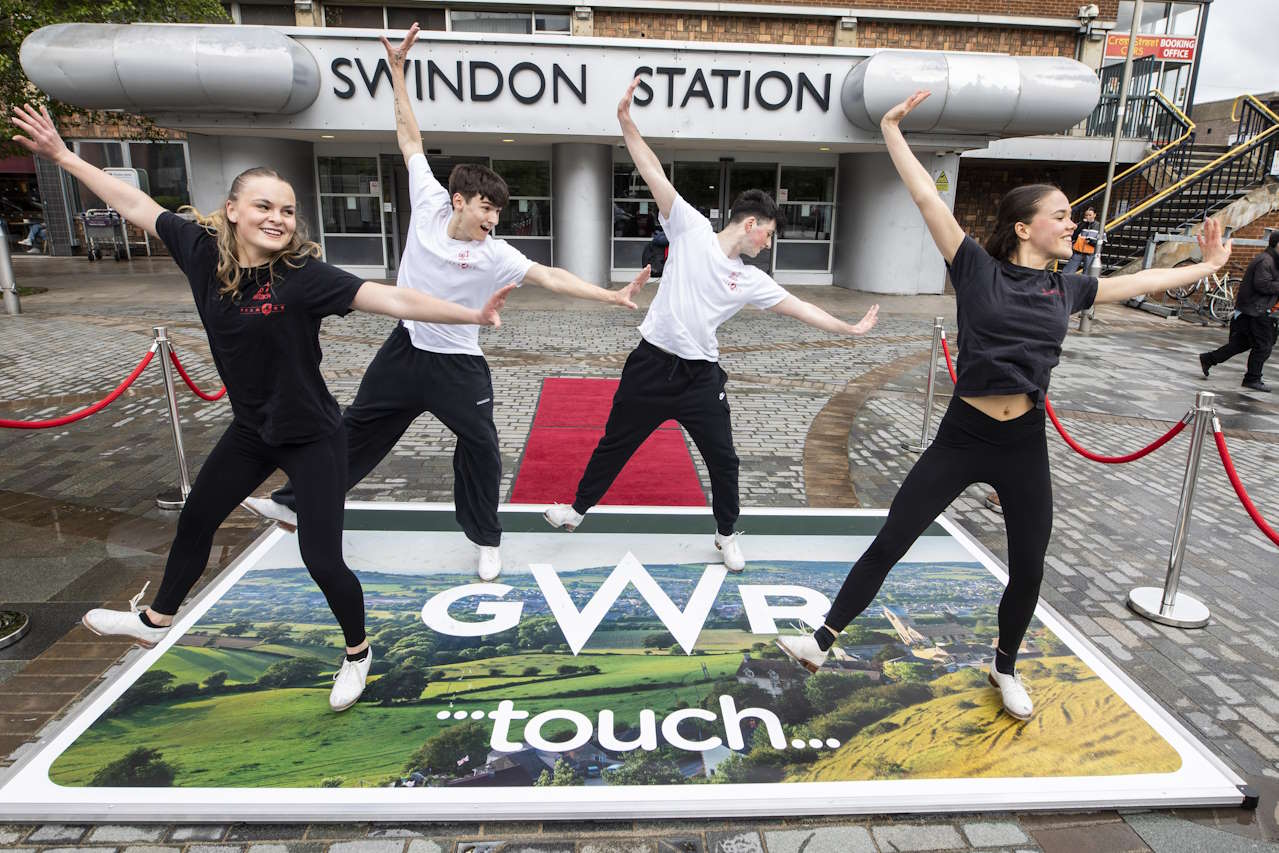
[1164,269,1237,324]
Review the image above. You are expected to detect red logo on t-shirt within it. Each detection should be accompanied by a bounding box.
[240,284,286,316]
[1041,288,1061,297]
[727,271,741,291]
[456,249,472,271]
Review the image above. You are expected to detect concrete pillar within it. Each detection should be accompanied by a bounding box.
[832,151,959,294]
[186,134,319,242]
[835,17,858,48]
[552,142,611,284]
[572,6,594,36]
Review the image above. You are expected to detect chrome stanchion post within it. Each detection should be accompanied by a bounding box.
[0,224,21,316]
[1128,391,1213,628]
[902,316,944,453]
[153,326,192,510]
[0,610,29,650]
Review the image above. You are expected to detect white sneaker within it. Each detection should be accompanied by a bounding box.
[775,634,829,674]
[81,582,170,648]
[988,662,1033,721]
[17,238,31,247]
[544,504,584,531]
[715,531,746,573]
[478,545,502,581]
[330,648,373,712]
[241,496,298,531]
[26,246,40,254]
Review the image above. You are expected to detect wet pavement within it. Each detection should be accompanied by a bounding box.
[2,253,1279,850]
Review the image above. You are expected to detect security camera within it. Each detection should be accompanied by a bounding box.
[1077,4,1100,21]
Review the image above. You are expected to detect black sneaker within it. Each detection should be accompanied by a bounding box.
[1242,380,1272,393]
[1198,354,1212,378]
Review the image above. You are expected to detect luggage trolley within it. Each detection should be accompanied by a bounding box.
[79,209,129,261]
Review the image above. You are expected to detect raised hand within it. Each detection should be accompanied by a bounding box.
[10,104,69,163]
[881,90,931,129]
[380,22,421,65]
[849,303,880,335]
[618,76,643,121]
[1197,218,1232,270]
[614,264,651,309]
[479,283,517,327]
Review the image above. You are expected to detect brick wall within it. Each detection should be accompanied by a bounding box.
[594,11,835,45]
[58,113,186,142]
[857,21,1078,55]
[954,162,1111,243]
[1224,210,1279,280]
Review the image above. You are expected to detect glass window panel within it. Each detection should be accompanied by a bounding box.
[128,143,190,211]
[75,142,124,211]
[612,201,661,239]
[779,166,834,202]
[613,162,671,199]
[1168,2,1199,35]
[1138,1,1169,32]
[318,157,379,194]
[322,196,383,234]
[498,199,552,237]
[777,242,831,271]
[387,7,446,30]
[728,164,776,203]
[323,5,384,27]
[505,238,551,266]
[238,3,296,25]
[673,162,721,222]
[1115,0,1135,31]
[535,12,571,32]
[612,239,648,268]
[324,235,384,266]
[778,203,833,241]
[492,160,550,198]
[451,11,532,34]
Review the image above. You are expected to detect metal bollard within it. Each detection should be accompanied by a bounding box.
[153,326,192,510]
[0,610,29,650]
[1127,391,1214,628]
[902,317,945,453]
[0,225,21,316]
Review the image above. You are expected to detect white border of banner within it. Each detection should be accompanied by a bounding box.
[0,504,1246,821]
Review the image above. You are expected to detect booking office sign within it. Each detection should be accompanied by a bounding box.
[0,506,1247,821]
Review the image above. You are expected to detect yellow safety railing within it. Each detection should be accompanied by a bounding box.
[1070,89,1195,209]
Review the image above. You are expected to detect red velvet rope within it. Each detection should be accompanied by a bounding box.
[0,347,157,429]
[1213,426,1279,547]
[938,329,1188,464]
[169,349,226,401]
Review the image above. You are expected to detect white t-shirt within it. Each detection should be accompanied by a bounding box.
[397,153,534,356]
[638,194,788,362]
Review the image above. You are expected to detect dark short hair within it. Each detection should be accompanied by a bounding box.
[728,189,782,230]
[1268,230,1279,250]
[449,164,509,210]
[1084,206,1096,214]
[984,183,1061,261]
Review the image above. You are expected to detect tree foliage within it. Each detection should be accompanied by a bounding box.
[534,758,580,787]
[88,746,176,787]
[403,721,490,779]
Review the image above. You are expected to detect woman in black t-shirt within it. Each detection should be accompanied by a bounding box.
[11,104,513,713]
[777,90,1231,721]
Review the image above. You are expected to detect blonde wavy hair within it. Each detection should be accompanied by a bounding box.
[179,167,322,299]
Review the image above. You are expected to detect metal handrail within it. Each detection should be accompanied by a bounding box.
[1071,89,1195,209]
[1232,92,1279,125]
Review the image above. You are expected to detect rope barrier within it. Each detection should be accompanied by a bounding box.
[1212,422,1279,547]
[0,345,157,430]
[938,327,1190,464]
[169,349,226,401]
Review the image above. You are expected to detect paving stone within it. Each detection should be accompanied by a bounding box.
[26,826,89,844]
[1028,821,1151,853]
[705,833,762,853]
[404,842,445,853]
[960,822,1031,847]
[120,846,180,853]
[1123,813,1279,853]
[226,827,311,842]
[327,842,405,853]
[762,826,877,853]
[87,828,167,844]
[579,842,656,853]
[186,847,243,853]
[870,823,966,852]
[655,840,705,853]
[0,827,31,844]
[493,843,574,853]
[167,827,229,843]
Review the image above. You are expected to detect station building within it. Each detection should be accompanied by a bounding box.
[16,1,1216,293]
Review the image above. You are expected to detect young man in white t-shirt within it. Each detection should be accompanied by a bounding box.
[246,25,648,580]
[544,78,880,571]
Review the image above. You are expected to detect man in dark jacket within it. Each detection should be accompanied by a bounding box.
[1199,231,1279,392]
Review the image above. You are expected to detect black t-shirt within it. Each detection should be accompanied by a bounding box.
[946,236,1098,407]
[155,212,363,445]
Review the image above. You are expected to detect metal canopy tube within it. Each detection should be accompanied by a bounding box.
[902,316,944,453]
[20,24,321,115]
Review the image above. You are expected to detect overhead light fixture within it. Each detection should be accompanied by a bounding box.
[818,146,831,151]
[501,138,516,143]
[320,134,335,139]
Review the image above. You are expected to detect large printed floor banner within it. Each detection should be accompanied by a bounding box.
[0,505,1245,820]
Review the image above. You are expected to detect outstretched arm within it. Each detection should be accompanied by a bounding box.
[382,24,425,164]
[1095,219,1232,303]
[769,295,880,336]
[11,104,165,238]
[522,263,651,308]
[881,91,965,264]
[618,77,676,219]
[352,282,514,326]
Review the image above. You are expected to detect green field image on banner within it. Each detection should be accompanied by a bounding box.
[49,543,1179,790]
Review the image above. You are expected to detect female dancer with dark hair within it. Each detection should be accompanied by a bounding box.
[777,91,1231,721]
[11,104,513,712]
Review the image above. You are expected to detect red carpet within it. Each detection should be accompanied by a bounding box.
[510,378,706,506]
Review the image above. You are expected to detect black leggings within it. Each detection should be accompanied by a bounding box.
[151,421,366,648]
[825,397,1052,665]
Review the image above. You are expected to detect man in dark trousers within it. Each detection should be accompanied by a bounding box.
[1199,230,1279,392]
